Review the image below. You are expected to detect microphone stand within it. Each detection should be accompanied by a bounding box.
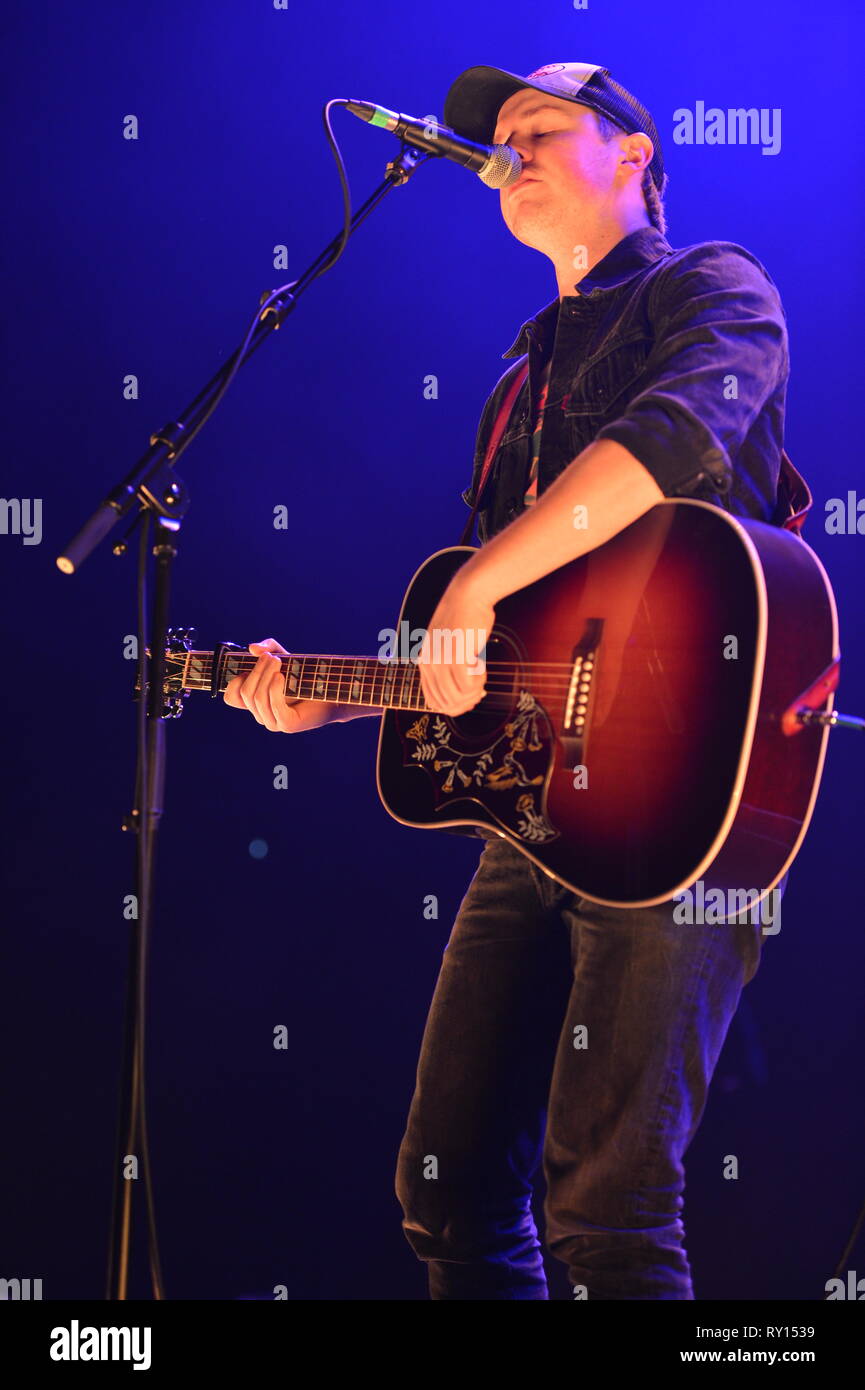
[55,137,433,1300]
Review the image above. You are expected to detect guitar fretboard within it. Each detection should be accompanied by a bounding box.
[180,650,429,711]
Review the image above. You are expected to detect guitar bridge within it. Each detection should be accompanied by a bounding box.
[562,619,603,756]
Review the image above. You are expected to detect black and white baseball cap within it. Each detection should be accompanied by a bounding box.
[443,61,667,195]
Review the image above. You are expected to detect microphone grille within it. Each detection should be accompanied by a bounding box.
[478,145,522,190]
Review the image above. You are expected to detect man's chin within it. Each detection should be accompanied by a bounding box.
[504,209,553,251]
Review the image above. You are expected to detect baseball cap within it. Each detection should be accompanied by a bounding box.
[443,61,667,195]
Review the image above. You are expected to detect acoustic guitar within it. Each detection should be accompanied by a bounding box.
[157,500,839,910]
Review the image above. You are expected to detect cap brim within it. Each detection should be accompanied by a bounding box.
[443,66,539,143]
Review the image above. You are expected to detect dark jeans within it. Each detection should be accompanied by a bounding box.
[395,832,768,1300]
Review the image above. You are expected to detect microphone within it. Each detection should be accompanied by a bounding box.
[344,100,522,189]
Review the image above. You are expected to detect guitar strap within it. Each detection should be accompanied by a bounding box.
[776,450,813,535]
[459,357,814,543]
[459,361,530,546]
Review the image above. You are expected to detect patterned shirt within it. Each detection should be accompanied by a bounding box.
[523,356,552,508]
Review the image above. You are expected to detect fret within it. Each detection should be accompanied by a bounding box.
[361,657,374,708]
[397,659,411,710]
[302,655,316,701]
[372,658,384,706]
[186,653,208,689]
[222,655,243,689]
[350,658,364,703]
[340,660,348,702]
[370,658,383,707]
[379,662,391,705]
[381,659,395,708]
[286,656,302,699]
[414,661,428,706]
[313,657,329,702]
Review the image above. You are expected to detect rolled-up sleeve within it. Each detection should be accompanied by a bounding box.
[594,242,789,497]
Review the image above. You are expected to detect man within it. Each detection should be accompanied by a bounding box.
[225,62,790,1298]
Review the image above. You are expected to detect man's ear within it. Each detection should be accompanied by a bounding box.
[621,131,653,178]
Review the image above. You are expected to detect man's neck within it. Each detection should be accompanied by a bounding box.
[554,214,651,299]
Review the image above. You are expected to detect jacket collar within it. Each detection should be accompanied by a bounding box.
[502,226,673,359]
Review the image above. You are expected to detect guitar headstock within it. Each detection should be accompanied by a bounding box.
[134,626,196,718]
[163,626,196,717]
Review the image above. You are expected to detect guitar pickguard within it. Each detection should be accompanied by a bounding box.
[401,690,559,843]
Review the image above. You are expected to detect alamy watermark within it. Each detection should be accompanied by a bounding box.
[674,880,781,934]
[49,1321,151,1370]
[377,622,487,671]
[673,102,781,156]
[0,497,42,545]
[0,1277,42,1300]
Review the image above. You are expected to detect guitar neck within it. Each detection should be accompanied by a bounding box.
[180,649,429,712]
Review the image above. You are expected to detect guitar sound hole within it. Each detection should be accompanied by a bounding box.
[447,636,518,741]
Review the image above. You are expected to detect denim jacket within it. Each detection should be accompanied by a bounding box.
[461,226,790,544]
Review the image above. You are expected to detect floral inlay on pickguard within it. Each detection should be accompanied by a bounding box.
[403,690,558,843]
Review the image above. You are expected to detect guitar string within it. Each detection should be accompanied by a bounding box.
[177,656,599,669]
[174,660,604,680]
[170,657,636,703]
[174,661,595,678]
[176,645,686,669]
[176,667,588,689]
[170,655,701,709]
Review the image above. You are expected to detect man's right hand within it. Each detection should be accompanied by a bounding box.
[223,638,374,732]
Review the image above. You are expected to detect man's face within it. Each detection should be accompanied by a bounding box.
[492,89,625,249]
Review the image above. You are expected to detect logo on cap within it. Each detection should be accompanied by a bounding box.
[527,64,568,79]
[525,62,602,96]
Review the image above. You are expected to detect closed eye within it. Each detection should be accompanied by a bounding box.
[498,128,559,144]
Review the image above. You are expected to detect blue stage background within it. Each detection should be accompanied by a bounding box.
[1,0,863,1299]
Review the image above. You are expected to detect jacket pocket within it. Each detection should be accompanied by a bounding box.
[561,334,653,418]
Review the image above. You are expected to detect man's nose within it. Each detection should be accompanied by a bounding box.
[507,135,535,163]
